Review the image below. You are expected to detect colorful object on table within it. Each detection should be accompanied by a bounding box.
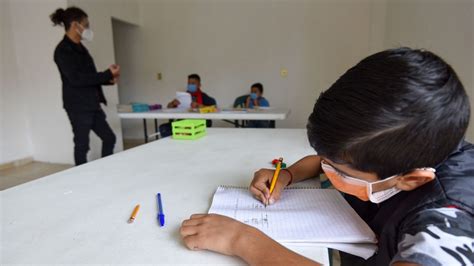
[132,103,150,112]
[172,119,207,140]
[117,104,133,113]
[272,158,287,169]
[128,204,140,223]
[118,103,162,113]
[157,193,165,227]
[199,105,218,114]
[149,104,162,110]
[131,103,163,112]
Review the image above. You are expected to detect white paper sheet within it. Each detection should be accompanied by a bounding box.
[208,186,378,258]
[176,92,192,109]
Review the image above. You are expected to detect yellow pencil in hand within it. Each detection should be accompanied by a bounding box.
[267,157,283,206]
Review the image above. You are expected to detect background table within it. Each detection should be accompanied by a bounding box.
[118,107,291,142]
[1,128,329,265]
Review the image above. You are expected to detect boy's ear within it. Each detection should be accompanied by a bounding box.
[395,170,436,191]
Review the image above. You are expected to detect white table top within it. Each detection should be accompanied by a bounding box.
[118,107,290,120]
[1,128,328,265]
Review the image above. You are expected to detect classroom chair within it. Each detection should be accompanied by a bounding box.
[232,94,249,127]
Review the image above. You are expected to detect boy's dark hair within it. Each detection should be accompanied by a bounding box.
[251,83,264,94]
[188,74,201,83]
[307,47,470,178]
[50,7,88,31]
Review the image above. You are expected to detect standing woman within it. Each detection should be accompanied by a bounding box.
[50,7,120,165]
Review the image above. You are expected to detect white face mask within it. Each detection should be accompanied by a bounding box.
[367,168,436,203]
[77,24,94,42]
[366,175,403,204]
[321,160,436,204]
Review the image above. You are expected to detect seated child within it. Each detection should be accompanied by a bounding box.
[163,73,216,131]
[179,48,474,266]
[167,74,216,109]
[245,83,271,128]
[245,82,269,109]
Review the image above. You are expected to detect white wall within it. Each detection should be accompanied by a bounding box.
[7,0,74,164]
[0,0,34,164]
[1,0,68,165]
[118,0,377,139]
[384,0,474,141]
[118,0,474,142]
[0,0,139,165]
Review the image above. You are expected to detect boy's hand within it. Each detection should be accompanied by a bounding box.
[180,214,255,256]
[245,97,251,108]
[167,99,180,108]
[250,168,291,205]
[181,213,322,265]
[191,102,203,108]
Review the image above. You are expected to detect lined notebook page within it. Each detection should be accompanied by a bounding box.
[208,186,377,244]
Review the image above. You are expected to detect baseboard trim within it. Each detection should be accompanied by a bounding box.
[0,156,34,171]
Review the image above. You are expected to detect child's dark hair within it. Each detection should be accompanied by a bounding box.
[251,83,264,94]
[50,7,87,31]
[188,74,201,82]
[307,47,470,178]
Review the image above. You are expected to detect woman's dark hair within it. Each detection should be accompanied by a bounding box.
[50,7,87,31]
[307,47,470,178]
[251,83,264,94]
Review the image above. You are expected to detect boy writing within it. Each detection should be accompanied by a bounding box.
[180,48,473,265]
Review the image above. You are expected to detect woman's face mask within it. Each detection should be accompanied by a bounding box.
[77,23,94,42]
[320,160,436,204]
[250,93,258,100]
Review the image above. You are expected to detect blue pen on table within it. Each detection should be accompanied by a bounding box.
[157,193,165,226]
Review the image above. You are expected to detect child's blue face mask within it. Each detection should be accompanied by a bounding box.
[187,84,198,93]
[250,93,258,100]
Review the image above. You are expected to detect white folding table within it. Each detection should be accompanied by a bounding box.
[1,128,329,265]
[118,107,291,142]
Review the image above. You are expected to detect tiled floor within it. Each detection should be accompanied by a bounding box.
[123,138,146,150]
[0,139,145,191]
[0,161,72,190]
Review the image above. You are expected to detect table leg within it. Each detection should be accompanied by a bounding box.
[154,119,159,140]
[143,119,148,143]
[222,119,239,127]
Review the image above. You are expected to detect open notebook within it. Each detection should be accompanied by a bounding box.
[208,186,378,259]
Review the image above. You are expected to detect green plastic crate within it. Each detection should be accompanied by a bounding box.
[172,119,207,140]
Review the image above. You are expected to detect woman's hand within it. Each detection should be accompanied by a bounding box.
[249,168,291,205]
[180,214,256,256]
[109,64,120,78]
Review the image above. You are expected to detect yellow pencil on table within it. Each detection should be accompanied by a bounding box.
[128,204,140,223]
[267,157,283,207]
